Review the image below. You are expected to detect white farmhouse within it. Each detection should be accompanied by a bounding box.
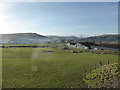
[67,42,88,49]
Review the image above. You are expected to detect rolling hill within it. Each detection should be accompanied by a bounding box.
[0,33,119,44]
[0,33,48,44]
[0,33,80,44]
[82,34,120,43]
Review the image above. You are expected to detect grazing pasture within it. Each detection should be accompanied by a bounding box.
[2,44,118,88]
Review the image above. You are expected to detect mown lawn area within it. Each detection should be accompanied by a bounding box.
[2,44,118,88]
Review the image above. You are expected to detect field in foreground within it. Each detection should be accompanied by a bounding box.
[2,44,118,88]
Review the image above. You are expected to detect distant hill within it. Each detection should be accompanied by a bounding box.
[88,34,120,38]
[83,34,120,43]
[0,33,77,44]
[47,35,78,40]
[0,33,119,44]
[2,33,46,39]
[0,33,48,44]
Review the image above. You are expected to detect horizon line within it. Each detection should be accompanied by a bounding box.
[0,32,119,37]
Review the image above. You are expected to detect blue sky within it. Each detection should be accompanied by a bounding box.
[0,2,118,36]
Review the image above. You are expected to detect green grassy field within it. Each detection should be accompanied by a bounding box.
[2,44,118,88]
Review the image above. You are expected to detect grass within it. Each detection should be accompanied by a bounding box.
[2,43,118,88]
[84,63,119,88]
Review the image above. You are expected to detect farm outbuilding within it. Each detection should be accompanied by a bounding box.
[67,42,89,49]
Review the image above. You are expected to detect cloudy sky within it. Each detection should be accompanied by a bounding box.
[0,2,118,36]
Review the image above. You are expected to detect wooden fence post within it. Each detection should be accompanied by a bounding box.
[95,64,96,70]
[85,69,87,76]
[108,60,109,65]
[99,61,102,67]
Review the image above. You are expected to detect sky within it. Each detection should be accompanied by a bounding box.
[0,2,118,36]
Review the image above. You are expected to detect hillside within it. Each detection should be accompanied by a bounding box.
[0,33,119,44]
[0,33,80,44]
[0,33,48,44]
[85,34,119,43]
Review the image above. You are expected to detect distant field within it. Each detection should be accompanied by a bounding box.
[2,44,118,88]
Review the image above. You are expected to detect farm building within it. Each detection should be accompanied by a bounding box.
[67,42,103,50]
[67,42,89,49]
